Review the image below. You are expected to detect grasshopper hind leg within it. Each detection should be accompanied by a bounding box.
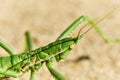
[25,31,38,80]
[0,39,16,55]
[82,16,120,44]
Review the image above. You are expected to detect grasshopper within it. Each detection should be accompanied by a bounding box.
[0,14,120,80]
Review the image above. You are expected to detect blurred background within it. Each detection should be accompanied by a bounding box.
[0,0,120,80]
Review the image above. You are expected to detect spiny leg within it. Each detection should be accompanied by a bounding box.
[0,39,16,55]
[83,16,120,44]
[57,15,120,44]
[46,58,66,80]
[25,31,37,80]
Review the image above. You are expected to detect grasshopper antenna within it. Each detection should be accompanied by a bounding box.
[77,7,120,37]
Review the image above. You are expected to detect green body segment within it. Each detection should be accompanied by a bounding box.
[39,38,75,55]
[0,52,32,78]
[0,37,78,79]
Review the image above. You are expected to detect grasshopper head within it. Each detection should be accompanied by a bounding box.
[73,24,93,44]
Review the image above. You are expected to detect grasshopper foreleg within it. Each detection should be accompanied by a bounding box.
[46,58,66,80]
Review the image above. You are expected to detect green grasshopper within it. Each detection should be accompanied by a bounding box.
[0,14,120,80]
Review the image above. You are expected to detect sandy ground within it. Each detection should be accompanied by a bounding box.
[0,0,120,80]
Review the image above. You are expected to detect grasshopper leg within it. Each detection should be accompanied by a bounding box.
[25,31,34,51]
[56,16,120,44]
[25,31,38,80]
[0,39,16,55]
[82,16,120,44]
[46,58,66,80]
[55,49,71,62]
